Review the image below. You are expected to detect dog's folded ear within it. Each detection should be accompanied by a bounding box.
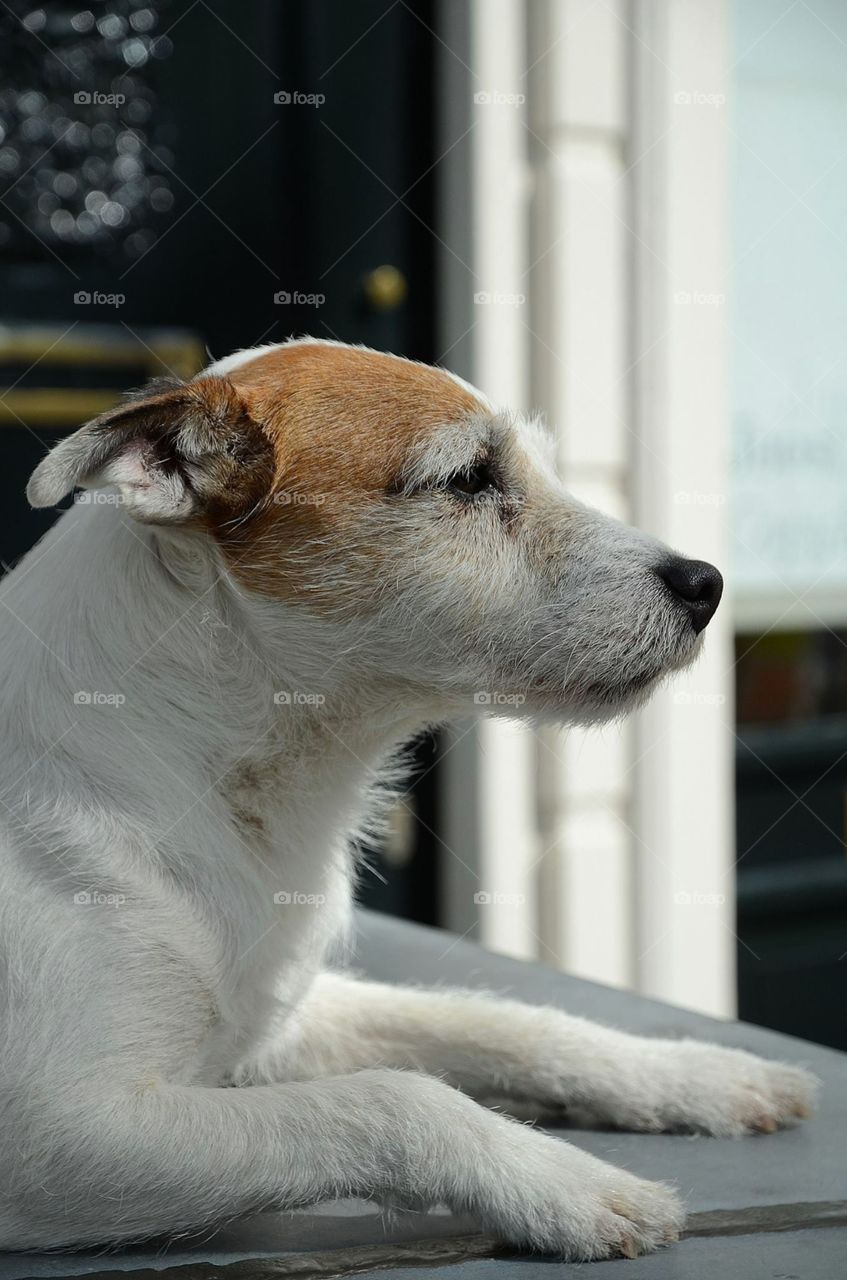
[26,376,275,525]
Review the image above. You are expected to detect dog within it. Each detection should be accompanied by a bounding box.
[0,338,814,1259]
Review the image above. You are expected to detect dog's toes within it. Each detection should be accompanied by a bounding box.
[479,1138,685,1261]
[712,1057,819,1135]
[619,1042,821,1137]
[760,1062,819,1130]
[602,1177,686,1260]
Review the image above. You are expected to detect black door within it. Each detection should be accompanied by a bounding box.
[0,0,443,924]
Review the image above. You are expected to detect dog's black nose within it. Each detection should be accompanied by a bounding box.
[657,557,723,633]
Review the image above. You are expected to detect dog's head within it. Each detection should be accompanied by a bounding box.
[27,339,721,722]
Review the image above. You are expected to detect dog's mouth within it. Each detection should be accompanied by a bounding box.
[461,565,711,723]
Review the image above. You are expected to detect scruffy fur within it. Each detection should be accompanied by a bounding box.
[0,339,815,1259]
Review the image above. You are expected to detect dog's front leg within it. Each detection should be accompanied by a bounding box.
[249,974,816,1136]
[15,1072,683,1258]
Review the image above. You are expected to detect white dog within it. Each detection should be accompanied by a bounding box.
[0,338,814,1259]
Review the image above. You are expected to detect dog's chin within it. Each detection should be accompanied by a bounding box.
[505,630,705,726]
[520,675,658,726]
[568,673,665,724]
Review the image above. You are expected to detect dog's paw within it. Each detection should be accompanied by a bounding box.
[475,1137,685,1260]
[610,1040,819,1136]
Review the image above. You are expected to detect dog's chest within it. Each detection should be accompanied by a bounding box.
[181,834,352,1085]
[216,723,383,870]
[178,743,364,1083]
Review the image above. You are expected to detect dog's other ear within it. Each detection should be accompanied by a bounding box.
[26,377,274,524]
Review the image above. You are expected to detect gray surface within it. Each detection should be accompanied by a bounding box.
[355,912,847,1217]
[372,1228,847,1280]
[0,1206,485,1279]
[1,910,845,1278]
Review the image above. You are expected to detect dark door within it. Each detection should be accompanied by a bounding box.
[0,0,442,923]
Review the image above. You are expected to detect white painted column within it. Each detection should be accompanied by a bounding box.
[437,0,538,959]
[629,0,735,1016]
[435,0,734,1008]
[527,0,635,987]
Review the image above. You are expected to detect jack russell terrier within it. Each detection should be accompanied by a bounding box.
[0,338,814,1259]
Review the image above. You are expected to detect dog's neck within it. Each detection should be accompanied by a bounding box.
[3,503,428,834]
[2,500,439,1067]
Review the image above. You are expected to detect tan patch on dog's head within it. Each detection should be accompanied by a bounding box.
[28,339,487,610]
[211,342,486,601]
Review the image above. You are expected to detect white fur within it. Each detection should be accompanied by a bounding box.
[0,340,816,1256]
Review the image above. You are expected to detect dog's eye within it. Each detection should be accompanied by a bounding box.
[445,461,500,498]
